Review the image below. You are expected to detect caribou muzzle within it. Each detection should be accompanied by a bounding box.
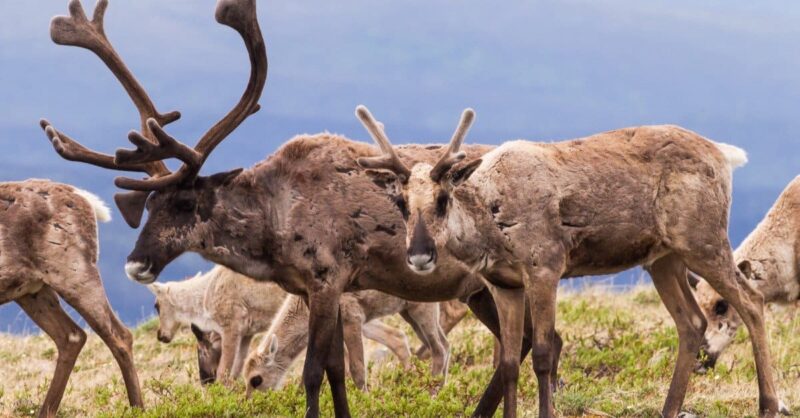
[407,215,437,275]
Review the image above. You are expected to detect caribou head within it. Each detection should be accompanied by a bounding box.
[40,0,267,283]
[354,106,482,275]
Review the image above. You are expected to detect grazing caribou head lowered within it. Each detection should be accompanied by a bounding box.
[40,0,267,284]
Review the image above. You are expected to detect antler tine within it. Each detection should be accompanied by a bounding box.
[39,119,150,173]
[430,108,475,182]
[47,0,181,177]
[354,105,412,181]
[112,0,268,191]
[116,118,202,167]
[195,0,267,160]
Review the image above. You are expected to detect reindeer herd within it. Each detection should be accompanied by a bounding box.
[0,0,797,417]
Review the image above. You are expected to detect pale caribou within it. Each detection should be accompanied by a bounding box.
[353,105,787,418]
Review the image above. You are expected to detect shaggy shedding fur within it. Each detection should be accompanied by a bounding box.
[0,179,141,417]
[363,118,785,417]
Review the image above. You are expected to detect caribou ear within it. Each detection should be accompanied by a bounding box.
[114,191,150,228]
[737,260,754,279]
[190,323,206,342]
[448,159,482,187]
[687,272,700,289]
[267,334,279,356]
[207,168,244,186]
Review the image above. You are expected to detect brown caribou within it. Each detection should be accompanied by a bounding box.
[0,180,142,417]
[353,105,788,418]
[39,1,560,417]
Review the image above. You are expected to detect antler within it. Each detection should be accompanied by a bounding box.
[354,105,412,182]
[430,108,475,182]
[113,0,267,191]
[41,0,180,178]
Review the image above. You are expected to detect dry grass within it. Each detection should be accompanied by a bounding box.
[0,286,798,417]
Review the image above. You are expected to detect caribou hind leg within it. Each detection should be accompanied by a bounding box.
[402,304,450,379]
[49,268,143,408]
[680,245,784,417]
[646,254,707,418]
[16,287,86,418]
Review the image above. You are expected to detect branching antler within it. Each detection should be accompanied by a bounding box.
[430,108,475,182]
[42,0,181,178]
[111,0,267,191]
[354,105,412,182]
[41,0,268,224]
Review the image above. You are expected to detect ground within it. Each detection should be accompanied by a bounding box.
[0,286,798,417]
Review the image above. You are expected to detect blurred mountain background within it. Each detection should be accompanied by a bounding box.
[1,0,799,332]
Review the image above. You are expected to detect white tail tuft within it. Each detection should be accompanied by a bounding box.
[713,142,748,170]
[74,188,112,223]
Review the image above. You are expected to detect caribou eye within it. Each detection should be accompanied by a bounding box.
[435,191,449,217]
[154,302,160,313]
[713,300,729,316]
[394,196,409,220]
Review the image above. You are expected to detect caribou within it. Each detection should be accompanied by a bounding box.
[690,176,800,384]
[353,105,787,418]
[0,180,141,417]
[39,1,562,416]
[148,265,287,383]
[243,292,457,394]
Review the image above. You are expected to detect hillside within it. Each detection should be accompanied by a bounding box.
[1,287,797,417]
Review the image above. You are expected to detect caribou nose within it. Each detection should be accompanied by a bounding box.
[406,248,437,274]
[157,331,170,343]
[250,375,263,388]
[125,258,155,283]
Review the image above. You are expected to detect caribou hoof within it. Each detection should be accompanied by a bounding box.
[677,413,699,418]
[779,400,792,416]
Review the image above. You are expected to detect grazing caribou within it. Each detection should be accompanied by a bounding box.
[354,105,787,417]
[243,292,456,394]
[39,1,561,416]
[149,265,287,383]
[0,180,141,417]
[690,176,800,386]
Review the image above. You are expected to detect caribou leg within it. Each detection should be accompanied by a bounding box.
[525,258,565,418]
[230,334,253,380]
[488,285,526,418]
[402,305,450,379]
[362,321,412,370]
[646,254,707,418]
[681,245,784,417]
[50,268,143,408]
[304,282,351,418]
[342,308,368,390]
[16,287,86,418]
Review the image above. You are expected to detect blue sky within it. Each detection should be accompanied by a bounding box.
[1,0,799,331]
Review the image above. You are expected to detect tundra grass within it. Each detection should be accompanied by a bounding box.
[0,286,798,417]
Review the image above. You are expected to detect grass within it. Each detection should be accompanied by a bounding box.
[0,286,798,417]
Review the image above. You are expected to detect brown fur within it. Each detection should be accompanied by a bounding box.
[370,123,783,417]
[118,137,541,417]
[0,179,142,417]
